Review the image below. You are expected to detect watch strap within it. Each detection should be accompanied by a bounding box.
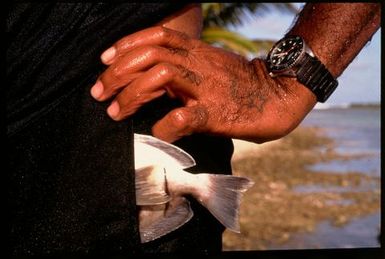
[297,54,338,103]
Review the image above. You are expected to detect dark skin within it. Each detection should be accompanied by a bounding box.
[91,3,380,143]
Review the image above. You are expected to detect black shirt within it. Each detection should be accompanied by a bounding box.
[7,3,234,255]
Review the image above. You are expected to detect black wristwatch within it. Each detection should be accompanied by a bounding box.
[266,35,338,103]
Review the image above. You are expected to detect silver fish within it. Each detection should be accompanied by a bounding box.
[134,133,254,243]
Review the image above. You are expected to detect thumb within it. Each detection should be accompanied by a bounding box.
[152,106,208,143]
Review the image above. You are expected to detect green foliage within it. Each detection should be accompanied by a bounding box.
[201,27,260,56]
[202,3,298,28]
[201,3,299,57]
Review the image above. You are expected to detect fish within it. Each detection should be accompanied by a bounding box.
[134,133,254,243]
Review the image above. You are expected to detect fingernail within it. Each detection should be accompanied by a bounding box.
[101,47,116,63]
[107,101,120,118]
[90,80,104,99]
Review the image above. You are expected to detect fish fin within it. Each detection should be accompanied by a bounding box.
[134,133,196,169]
[195,174,254,233]
[139,197,193,243]
[135,165,171,205]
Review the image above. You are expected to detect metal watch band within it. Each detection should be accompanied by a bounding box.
[296,54,338,103]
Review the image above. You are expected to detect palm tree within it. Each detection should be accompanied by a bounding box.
[201,3,299,57]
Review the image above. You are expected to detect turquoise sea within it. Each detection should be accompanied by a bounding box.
[271,106,381,249]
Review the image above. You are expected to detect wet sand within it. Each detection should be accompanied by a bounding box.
[223,126,381,250]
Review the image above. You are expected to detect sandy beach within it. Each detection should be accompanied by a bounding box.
[223,126,381,250]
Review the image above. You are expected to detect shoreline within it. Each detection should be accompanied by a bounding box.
[224,126,381,250]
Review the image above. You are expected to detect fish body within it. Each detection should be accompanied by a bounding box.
[134,133,254,243]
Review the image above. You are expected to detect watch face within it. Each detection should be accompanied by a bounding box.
[267,35,304,72]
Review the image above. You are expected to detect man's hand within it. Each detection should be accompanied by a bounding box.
[90,3,380,144]
[90,26,316,143]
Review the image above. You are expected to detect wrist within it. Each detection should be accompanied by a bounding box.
[251,58,317,109]
[247,58,316,142]
[272,73,317,133]
[265,35,338,103]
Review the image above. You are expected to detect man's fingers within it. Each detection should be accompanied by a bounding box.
[107,63,201,121]
[90,72,142,101]
[101,26,193,65]
[152,106,208,143]
[92,45,189,101]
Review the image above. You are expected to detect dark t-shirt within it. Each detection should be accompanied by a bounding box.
[7,3,234,255]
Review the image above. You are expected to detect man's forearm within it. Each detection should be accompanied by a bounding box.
[288,3,380,78]
[250,3,381,141]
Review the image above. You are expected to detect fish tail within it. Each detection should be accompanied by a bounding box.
[194,174,254,233]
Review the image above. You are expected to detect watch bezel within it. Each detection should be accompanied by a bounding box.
[266,35,307,75]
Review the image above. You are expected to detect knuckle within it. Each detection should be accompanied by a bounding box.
[99,67,121,95]
[170,110,189,129]
[109,64,124,81]
[111,65,121,78]
[175,65,201,86]
[157,26,171,40]
[192,107,208,127]
[143,45,159,60]
[116,90,130,105]
[157,63,175,78]
[168,47,188,57]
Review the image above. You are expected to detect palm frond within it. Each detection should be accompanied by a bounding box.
[205,38,254,57]
[251,39,276,56]
[203,3,299,28]
[202,27,276,58]
[202,27,259,54]
[201,3,299,58]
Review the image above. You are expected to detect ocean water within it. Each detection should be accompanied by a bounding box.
[274,106,381,249]
[269,213,381,250]
[302,107,380,151]
[302,107,381,177]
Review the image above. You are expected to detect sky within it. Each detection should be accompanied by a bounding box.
[228,3,381,106]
